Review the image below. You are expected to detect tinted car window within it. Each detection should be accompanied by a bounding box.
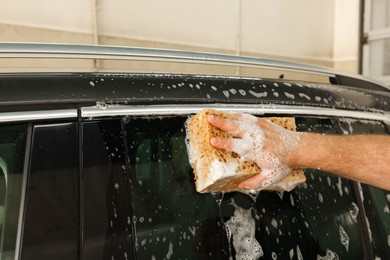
[0,123,27,259]
[82,120,134,260]
[338,118,390,259]
[217,117,366,259]
[21,116,385,259]
[124,117,229,259]
[22,123,78,260]
[121,115,369,259]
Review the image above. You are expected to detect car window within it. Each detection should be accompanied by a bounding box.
[121,115,369,259]
[124,116,229,259]
[78,115,388,259]
[0,123,27,260]
[338,118,390,259]
[22,123,78,260]
[82,120,134,260]
[217,117,366,260]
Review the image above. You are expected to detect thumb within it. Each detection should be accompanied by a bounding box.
[238,174,267,190]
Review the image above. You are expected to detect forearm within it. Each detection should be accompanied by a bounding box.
[290,133,390,190]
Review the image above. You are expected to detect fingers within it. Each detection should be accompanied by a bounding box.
[206,112,294,191]
[207,115,242,137]
[210,137,233,151]
[257,118,273,131]
[210,135,267,190]
[238,174,267,190]
[210,137,252,157]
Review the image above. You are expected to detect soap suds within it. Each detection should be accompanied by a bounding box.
[230,115,300,189]
[225,200,263,259]
[339,225,349,252]
[317,249,339,260]
[205,159,239,187]
[249,90,268,98]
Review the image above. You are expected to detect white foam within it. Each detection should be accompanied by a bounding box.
[336,177,343,197]
[229,89,237,94]
[271,180,302,192]
[290,194,295,207]
[318,193,323,203]
[165,242,173,259]
[184,116,199,166]
[230,114,265,163]
[271,218,278,228]
[296,245,303,260]
[339,225,349,252]
[229,115,301,190]
[289,248,294,259]
[298,93,311,100]
[349,202,359,223]
[239,89,247,96]
[205,159,238,187]
[317,249,339,260]
[249,90,268,98]
[226,200,263,259]
[284,92,295,99]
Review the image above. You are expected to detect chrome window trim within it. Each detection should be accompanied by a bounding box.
[0,109,78,123]
[15,124,32,260]
[81,104,390,123]
[0,42,386,89]
[1,104,389,123]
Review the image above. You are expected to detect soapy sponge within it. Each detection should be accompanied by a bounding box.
[185,109,306,193]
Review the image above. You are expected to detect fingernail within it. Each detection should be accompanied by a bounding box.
[210,137,218,145]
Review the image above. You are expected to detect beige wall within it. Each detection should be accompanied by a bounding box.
[0,0,360,73]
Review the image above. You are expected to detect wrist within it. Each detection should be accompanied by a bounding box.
[287,132,323,169]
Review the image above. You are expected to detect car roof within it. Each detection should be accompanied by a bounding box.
[0,72,390,112]
[0,43,389,115]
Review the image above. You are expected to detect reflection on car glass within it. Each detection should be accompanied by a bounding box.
[338,118,390,260]
[0,123,27,259]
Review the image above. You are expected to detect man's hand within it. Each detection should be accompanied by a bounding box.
[208,111,390,191]
[207,113,301,190]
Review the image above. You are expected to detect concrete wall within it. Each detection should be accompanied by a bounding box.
[0,0,360,73]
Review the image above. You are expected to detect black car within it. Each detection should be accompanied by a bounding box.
[0,43,389,260]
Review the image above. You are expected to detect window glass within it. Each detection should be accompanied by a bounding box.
[82,120,134,260]
[338,118,390,259]
[22,123,78,260]
[123,116,366,259]
[124,117,229,259]
[217,117,365,259]
[0,123,27,260]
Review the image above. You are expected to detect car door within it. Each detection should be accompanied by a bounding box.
[8,112,390,259]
